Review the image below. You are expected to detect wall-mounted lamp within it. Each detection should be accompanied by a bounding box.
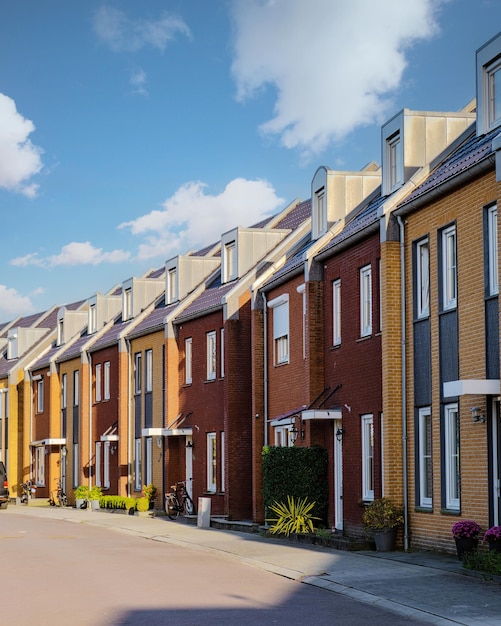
[290,418,305,444]
[186,441,194,449]
[110,444,117,455]
[61,446,67,458]
[336,428,345,442]
[471,407,486,423]
[156,436,163,449]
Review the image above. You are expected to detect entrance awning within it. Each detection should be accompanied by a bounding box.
[141,428,163,437]
[162,428,193,437]
[302,408,342,420]
[30,438,66,446]
[443,379,500,397]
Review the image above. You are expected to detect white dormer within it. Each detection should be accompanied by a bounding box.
[381,107,476,196]
[7,327,49,360]
[87,293,122,334]
[56,307,88,346]
[311,163,382,240]
[220,226,290,284]
[121,276,164,321]
[165,255,220,304]
[476,32,501,136]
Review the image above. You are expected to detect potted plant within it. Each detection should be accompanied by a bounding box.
[362,497,404,552]
[483,526,501,552]
[266,496,320,538]
[451,520,481,560]
[142,484,157,509]
[73,485,102,510]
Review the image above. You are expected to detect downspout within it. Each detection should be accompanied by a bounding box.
[263,292,268,447]
[397,215,409,552]
[88,351,93,489]
[125,337,132,498]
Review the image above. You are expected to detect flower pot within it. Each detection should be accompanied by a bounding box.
[454,536,478,560]
[487,539,501,552]
[373,528,396,552]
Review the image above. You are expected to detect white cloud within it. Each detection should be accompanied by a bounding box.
[0,93,43,196]
[10,242,131,268]
[93,6,191,53]
[130,68,148,96]
[230,0,442,157]
[0,285,34,317]
[119,178,285,261]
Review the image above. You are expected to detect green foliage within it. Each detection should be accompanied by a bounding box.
[142,484,157,501]
[262,445,328,523]
[74,485,103,501]
[136,496,150,512]
[362,498,404,530]
[99,495,134,510]
[89,486,102,500]
[463,549,501,575]
[267,496,320,536]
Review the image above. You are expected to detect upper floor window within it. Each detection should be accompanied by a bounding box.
[145,349,153,392]
[57,318,64,346]
[220,328,225,379]
[487,57,501,129]
[313,188,326,238]
[73,370,79,407]
[185,338,192,385]
[360,265,372,337]
[88,304,97,334]
[37,379,44,413]
[167,268,177,304]
[134,353,142,394]
[7,333,17,360]
[387,132,403,192]
[95,363,102,402]
[123,288,132,321]
[268,294,289,365]
[441,225,457,310]
[224,241,237,282]
[488,204,499,296]
[416,238,430,318]
[61,373,67,410]
[206,331,217,380]
[476,33,501,135]
[332,279,341,346]
[104,361,110,401]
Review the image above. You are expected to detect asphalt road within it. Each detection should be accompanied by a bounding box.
[1,512,426,625]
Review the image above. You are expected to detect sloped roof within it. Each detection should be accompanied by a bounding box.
[129,300,177,338]
[274,199,311,230]
[174,275,233,322]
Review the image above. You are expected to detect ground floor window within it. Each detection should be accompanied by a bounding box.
[73,443,79,488]
[95,442,102,487]
[444,403,460,511]
[103,441,110,489]
[361,414,374,501]
[207,432,216,493]
[417,407,433,508]
[145,437,152,487]
[35,446,45,487]
[134,438,142,491]
[220,432,225,493]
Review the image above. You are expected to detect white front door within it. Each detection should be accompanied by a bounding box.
[492,399,501,525]
[334,419,343,531]
[185,436,194,499]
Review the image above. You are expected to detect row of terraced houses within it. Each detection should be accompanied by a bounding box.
[1,33,501,554]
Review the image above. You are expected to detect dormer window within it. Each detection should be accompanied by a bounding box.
[7,333,18,360]
[487,57,501,129]
[123,288,132,320]
[313,188,326,238]
[167,268,178,304]
[88,304,97,334]
[57,318,64,346]
[476,33,501,135]
[387,132,403,192]
[224,241,237,282]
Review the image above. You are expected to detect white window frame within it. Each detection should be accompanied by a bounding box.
[134,438,142,491]
[207,432,217,493]
[297,283,306,358]
[442,225,457,310]
[37,379,44,413]
[57,318,64,346]
[103,441,110,489]
[123,288,132,321]
[35,446,45,486]
[185,338,192,385]
[268,294,289,365]
[487,57,501,130]
[95,441,102,487]
[220,328,225,378]
[220,431,225,493]
[134,353,142,395]
[314,188,326,238]
[73,443,79,488]
[224,241,237,282]
[103,361,110,401]
[61,373,67,410]
[416,238,430,319]
[361,414,374,501]
[145,437,153,487]
[73,370,79,407]
[145,349,153,392]
[89,304,97,334]
[360,265,372,337]
[387,132,403,191]
[333,279,341,346]
[167,267,177,304]
[206,331,217,380]
[274,424,294,447]
[488,204,499,296]
[95,363,102,403]
[444,403,460,511]
[418,407,433,508]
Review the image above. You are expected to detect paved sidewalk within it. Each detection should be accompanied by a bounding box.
[5,504,501,625]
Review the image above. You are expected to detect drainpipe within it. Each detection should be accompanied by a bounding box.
[88,351,93,489]
[397,215,409,552]
[125,337,132,498]
[263,292,268,448]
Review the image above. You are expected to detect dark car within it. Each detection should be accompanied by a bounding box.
[0,462,9,509]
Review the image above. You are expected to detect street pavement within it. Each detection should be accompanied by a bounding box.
[5,504,501,625]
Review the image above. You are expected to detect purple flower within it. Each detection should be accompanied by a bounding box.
[483,526,501,542]
[451,520,481,538]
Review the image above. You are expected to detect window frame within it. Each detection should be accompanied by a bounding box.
[417,407,433,508]
[103,441,110,489]
[35,446,45,487]
[134,353,142,395]
[332,278,341,346]
[95,441,102,488]
[224,241,237,282]
[167,267,177,304]
[89,304,97,334]
[103,361,110,401]
[360,265,372,337]
[488,204,499,296]
[444,403,460,511]
[73,370,79,407]
[487,56,501,129]
[416,238,430,319]
[61,373,67,410]
[361,414,374,502]
[37,379,44,414]
[387,131,403,191]
[95,363,102,403]
[145,349,153,392]
[134,438,142,492]
[268,294,290,366]
[441,225,457,311]
[206,331,217,381]
[220,328,225,378]
[207,432,217,493]
[185,338,192,385]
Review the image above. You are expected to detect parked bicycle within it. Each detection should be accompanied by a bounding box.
[48,480,68,507]
[20,480,36,504]
[165,481,196,519]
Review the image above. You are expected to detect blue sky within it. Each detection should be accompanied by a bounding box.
[0,0,500,321]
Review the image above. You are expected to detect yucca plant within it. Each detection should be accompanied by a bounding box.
[267,496,320,536]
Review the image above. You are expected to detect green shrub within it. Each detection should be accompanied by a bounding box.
[463,549,501,575]
[136,497,149,512]
[262,445,328,523]
[267,496,319,536]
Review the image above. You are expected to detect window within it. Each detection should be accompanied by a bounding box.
[360,265,372,337]
[57,318,64,345]
[206,331,217,380]
[487,57,501,129]
[73,443,79,488]
[313,188,326,237]
[95,442,102,487]
[145,437,153,486]
[207,432,217,492]
[123,288,132,320]
[297,283,306,358]
[73,370,79,407]
[224,241,237,282]
[103,441,110,489]
[387,132,403,191]
[418,407,433,508]
[185,338,192,385]
[269,295,289,365]
[361,414,374,501]
[103,361,110,401]
[220,432,225,493]
[416,238,430,318]
[220,329,225,378]
[441,225,457,310]
[134,438,142,491]
[35,447,45,486]
[89,304,97,334]
[332,279,341,346]
[61,373,67,410]
[37,379,44,413]
[7,333,17,360]
[488,205,499,296]
[95,363,102,403]
[444,403,460,510]
[167,268,177,304]
[134,353,142,394]
[145,350,152,392]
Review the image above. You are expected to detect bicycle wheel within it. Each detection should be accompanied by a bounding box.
[166,494,180,519]
[183,495,196,516]
[61,494,68,507]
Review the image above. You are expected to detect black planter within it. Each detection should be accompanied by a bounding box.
[373,528,396,552]
[487,539,501,552]
[454,536,478,560]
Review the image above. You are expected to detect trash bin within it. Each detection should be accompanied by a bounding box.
[197,497,211,528]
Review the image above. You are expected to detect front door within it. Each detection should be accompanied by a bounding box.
[185,435,194,499]
[334,419,343,531]
[492,398,501,525]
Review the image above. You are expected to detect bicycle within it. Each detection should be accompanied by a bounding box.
[20,480,36,504]
[165,481,196,519]
[48,480,68,507]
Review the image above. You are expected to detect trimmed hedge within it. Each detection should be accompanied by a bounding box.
[262,445,328,524]
[99,495,136,510]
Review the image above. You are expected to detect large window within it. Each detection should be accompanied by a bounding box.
[123,288,132,320]
[185,338,192,385]
[487,57,501,129]
[206,331,217,380]
[220,329,225,378]
[416,238,430,318]
[444,403,460,511]
[103,441,110,489]
[488,204,499,296]
[417,407,433,508]
[269,295,289,365]
[332,279,341,346]
[95,442,102,487]
[441,225,457,310]
[89,304,97,334]
[313,187,326,237]
[207,432,217,493]
[360,265,372,337]
[73,370,79,407]
[361,414,374,501]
